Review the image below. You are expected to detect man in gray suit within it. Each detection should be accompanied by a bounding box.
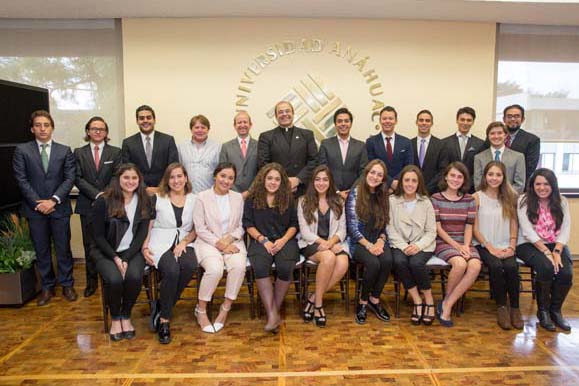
[219,111,258,199]
[318,107,368,200]
[474,121,526,193]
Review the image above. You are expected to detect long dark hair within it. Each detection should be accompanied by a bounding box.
[477,161,517,221]
[301,165,343,225]
[249,162,292,214]
[103,163,151,218]
[520,168,564,230]
[355,159,389,230]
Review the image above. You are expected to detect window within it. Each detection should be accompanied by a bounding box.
[496,24,579,191]
[0,19,124,147]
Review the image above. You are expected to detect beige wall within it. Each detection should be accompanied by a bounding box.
[121,18,497,143]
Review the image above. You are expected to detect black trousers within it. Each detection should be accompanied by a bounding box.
[516,243,573,286]
[28,216,74,290]
[353,245,393,301]
[80,214,98,285]
[96,253,145,320]
[248,239,299,281]
[157,247,197,320]
[392,249,432,291]
[477,246,520,308]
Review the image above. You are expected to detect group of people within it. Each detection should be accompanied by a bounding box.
[12,100,572,346]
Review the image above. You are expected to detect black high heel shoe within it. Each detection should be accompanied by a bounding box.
[411,303,423,325]
[303,299,315,323]
[314,306,326,328]
[422,304,435,326]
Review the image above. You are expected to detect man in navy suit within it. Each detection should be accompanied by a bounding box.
[121,105,179,191]
[12,110,77,305]
[74,116,121,297]
[366,106,413,190]
[411,110,446,194]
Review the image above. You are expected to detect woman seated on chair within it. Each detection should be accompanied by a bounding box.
[243,162,299,334]
[142,163,197,344]
[91,163,152,341]
[193,162,247,334]
[297,165,349,327]
[473,161,521,330]
[517,168,573,332]
[431,161,481,327]
[346,159,393,325]
[388,165,437,325]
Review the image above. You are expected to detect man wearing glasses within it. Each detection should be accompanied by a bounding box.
[502,104,540,184]
[74,117,121,297]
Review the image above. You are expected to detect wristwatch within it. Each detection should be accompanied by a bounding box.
[259,237,269,245]
[554,247,562,254]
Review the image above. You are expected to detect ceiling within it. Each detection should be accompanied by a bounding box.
[1,0,579,26]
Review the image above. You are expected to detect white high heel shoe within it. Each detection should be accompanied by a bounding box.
[213,304,231,332]
[195,305,216,334]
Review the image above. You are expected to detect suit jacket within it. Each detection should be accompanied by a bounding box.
[257,126,318,194]
[473,147,526,193]
[441,133,485,191]
[366,133,413,181]
[219,137,258,193]
[12,140,75,219]
[318,136,368,192]
[121,130,179,187]
[74,143,121,216]
[411,135,446,194]
[193,189,246,258]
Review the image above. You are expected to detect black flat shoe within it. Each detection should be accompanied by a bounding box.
[158,322,171,344]
[355,303,367,325]
[123,330,136,340]
[367,301,390,322]
[314,306,326,328]
[109,332,124,342]
[537,311,556,332]
[303,298,315,323]
[84,285,97,298]
[436,302,453,328]
[150,300,160,332]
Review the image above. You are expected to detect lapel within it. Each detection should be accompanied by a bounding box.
[332,136,346,166]
[450,135,461,160]
[247,138,257,163]
[230,139,244,166]
[375,133,389,160]
[97,144,113,177]
[82,144,98,178]
[29,141,45,173]
[133,132,150,171]
[424,136,438,164]
[150,131,161,167]
[46,142,59,175]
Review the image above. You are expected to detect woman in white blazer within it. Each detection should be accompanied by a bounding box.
[297,165,349,327]
[388,165,437,325]
[142,163,197,344]
[193,162,247,333]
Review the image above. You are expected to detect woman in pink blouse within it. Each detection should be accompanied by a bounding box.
[517,168,572,332]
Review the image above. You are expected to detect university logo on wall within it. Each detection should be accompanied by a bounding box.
[234,39,386,141]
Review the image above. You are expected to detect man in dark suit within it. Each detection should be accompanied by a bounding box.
[219,111,258,199]
[257,101,318,196]
[319,107,368,200]
[441,106,484,192]
[74,116,121,297]
[12,110,77,305]
[503,104,540,185]
[121,105,179,190]
[366,106,413,190]
[411,110,446,194]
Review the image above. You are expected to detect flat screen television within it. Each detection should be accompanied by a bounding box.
[0,79,49,211]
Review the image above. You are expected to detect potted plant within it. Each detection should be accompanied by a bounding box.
[0,214,39,305]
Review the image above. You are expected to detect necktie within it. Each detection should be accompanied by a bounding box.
[505,134,511,148]
[94,145,100,171]
[495,150,501,161]
[459,135,467,159]
[418,138,426,167]
[40,144,49,173]
[145,136,152,168]
[241,138,247,159]
[386,137,393,161]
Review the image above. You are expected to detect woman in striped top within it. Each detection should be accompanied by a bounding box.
[431,162,481,327]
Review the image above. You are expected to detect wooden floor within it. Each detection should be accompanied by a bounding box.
[1,263,579,385]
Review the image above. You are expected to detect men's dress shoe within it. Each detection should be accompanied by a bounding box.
[158,322,171,344]
[109,332,124,342]
[550,311,571,332]
[62,287,78,302]
[123,330,136,340]
[37,289,55,306]
[150,300,161,332]
[367,301,390,322]
[355,303,367,325]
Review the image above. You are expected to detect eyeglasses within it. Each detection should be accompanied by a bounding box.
[505,114,522,119]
